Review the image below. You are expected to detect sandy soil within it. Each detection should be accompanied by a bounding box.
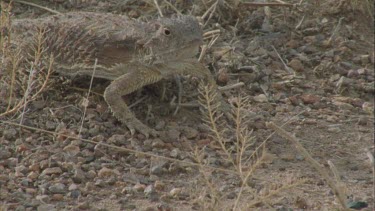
[0,0,374,210]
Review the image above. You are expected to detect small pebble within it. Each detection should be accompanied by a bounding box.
[98,167,115,178]
[41,167,62,175]
[48,183,66,194]
[133,183,146,192]
[169,188,182,197]
[253,94,268,102]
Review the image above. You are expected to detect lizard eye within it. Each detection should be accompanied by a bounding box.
[163,28,171,36]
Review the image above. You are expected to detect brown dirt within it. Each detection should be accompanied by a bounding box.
[0,0,374,210]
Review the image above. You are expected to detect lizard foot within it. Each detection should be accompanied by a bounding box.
[125,120,159,138]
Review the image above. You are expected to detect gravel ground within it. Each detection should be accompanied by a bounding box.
[0,0,374,210]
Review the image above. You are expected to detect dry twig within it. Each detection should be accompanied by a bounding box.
[14,0,61,14]
[240,2,294,8]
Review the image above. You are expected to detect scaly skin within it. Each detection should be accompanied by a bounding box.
[12,12,230,137]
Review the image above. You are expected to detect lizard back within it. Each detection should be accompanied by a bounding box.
[13,12,203,79]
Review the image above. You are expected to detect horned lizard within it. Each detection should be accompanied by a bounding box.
[12,12,230,137]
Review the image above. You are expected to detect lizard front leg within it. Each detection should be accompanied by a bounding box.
[104,63,163,138]
[161,60,232,115]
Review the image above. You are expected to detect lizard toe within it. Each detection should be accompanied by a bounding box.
[126,120,158,138]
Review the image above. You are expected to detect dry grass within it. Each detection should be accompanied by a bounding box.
[0,1,372,210]
[346,0,374,17]
[0,1,53,121]
[194,82,306,210]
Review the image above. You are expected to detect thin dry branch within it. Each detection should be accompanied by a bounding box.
[0,55,54,118]
[218,82,244,91]
[78,59,98,136]
[152,0,164,17]
[240,2,294,8]
[162,0,182,15]
[14,0,61,14]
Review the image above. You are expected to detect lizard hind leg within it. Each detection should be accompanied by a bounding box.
[103,63,163,138]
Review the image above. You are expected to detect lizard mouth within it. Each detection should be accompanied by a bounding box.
[157,38,203,59]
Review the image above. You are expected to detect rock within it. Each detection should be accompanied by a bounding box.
[326,115,339,122]
[3,128,17,140]
[327,127,341,133]
[347,69,359,78]
[70,189,81,199]
[144,185,154,195]
[133,183,146,192]
[25,188,37,194]
[357,68,367,75]
[45,121,57,130]
[84,182,95,191]
[336,76,354,87]
[68,184,78,191]
[360,55,370,65]
[253,94,268,102]
[63,144,80,156]
[51,194,64,201]
[288,58,304,72]
[227,192,237,199]
[41,167,62,175]
[151,138,165,148]
[98,167,116,178]
[295,155,305,161]
[37,204,56,211]
[72,166,86,183]
[0,149,12,159]
[362,102,374,114]
[333,101,353,110]
[357,116,369,126]
[107,134,126,145]
[14,205,26,211]
[154,180,165,191]
[88,125,100,136]
[27,172,39,180]
[48,183,66,194]
[169,188,182,197]
[6,157,18,167]
[94,179,106,187]
[300,94,320,104]
[85,170,96,180]
[76,202,90,210]
[170,148,181,158]
[121,186,132,194]
[166,128,180,142]
[39,160,49,170]
[286,40,299,48]
[182,127,198,139]
[29,163,40,172]
[295,196,308,209]
[151,165,164,176]
[15,165,27,175]
[155,120,166,130]
[36,194,50,202]
[217,68,229,85]
[0,174,8,185]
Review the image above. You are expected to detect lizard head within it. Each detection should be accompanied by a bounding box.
[144,15,203,60]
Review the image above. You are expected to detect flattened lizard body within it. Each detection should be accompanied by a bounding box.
[12,12,229,137]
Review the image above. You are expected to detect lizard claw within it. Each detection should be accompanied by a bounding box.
[125,120,159,138]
